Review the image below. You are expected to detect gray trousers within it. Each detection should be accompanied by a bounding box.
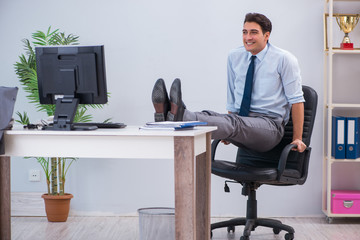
[184,109,284,152]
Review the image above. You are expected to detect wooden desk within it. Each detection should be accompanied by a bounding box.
[0,126,216,240]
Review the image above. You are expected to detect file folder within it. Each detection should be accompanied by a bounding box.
[332,116,346,159]
[346,117,360,159]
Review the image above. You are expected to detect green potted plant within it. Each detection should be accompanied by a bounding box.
[14,27,105,222]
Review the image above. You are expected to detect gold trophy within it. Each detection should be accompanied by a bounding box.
[335,14,359,49]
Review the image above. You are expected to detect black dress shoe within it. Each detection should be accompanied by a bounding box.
[167,78,185,121]
[152,78,170,122]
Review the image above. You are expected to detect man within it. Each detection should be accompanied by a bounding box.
[151,13,306,153]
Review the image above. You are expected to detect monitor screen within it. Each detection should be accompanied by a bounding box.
[35,45,108,130]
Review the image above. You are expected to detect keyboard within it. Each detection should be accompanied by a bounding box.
[72,122,127,129]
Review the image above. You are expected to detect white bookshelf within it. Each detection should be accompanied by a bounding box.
[323,0,360,223]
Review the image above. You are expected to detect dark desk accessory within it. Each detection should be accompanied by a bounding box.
[36,45,107,131]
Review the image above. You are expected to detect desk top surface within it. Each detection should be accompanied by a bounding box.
[5,125,217,137]
[3,125,216,158]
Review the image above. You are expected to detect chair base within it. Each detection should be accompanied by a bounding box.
[211,217,295,240]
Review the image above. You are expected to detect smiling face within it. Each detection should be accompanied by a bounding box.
[242,21,270,55]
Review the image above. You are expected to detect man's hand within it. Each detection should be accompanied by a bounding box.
[291,139,306,153]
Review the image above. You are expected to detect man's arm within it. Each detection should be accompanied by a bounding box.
[291,102,306,152]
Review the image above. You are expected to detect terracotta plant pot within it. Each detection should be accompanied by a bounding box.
[41,193,73,222]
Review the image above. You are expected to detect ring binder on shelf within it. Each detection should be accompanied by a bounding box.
[332,116,346,159]
[346,117,360,159]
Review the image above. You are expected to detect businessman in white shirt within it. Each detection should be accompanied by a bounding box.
[152,13,306,153]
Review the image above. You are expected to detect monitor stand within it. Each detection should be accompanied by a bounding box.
[43,97,97,131]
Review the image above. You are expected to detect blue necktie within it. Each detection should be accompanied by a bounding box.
[239,55,256,116]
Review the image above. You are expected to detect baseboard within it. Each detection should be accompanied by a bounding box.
[11,192,46,216]
[11,192,138,217]
[12,192,324,218]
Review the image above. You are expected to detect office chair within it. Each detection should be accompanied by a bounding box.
[210,86,317,240]
[0,87,18,154]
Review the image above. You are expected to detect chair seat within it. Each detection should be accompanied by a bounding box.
[212,160,301,183]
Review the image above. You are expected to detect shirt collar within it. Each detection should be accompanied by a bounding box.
[247,43,269,62]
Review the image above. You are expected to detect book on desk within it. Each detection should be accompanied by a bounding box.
[140,121,207,130]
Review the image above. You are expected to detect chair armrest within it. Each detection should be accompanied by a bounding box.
[211,139,222,162]
[276,144,297,180]
[277,144,311,180]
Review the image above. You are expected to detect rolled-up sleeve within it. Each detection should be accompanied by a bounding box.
[280,53,305,105]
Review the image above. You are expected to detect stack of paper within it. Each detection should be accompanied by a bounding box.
[140,121,207,130]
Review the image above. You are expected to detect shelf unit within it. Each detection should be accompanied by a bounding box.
[323,0,360,223]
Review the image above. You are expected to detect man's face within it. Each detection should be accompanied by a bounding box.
[242,21,270,55]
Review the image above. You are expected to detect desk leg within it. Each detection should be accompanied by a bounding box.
[174,134,211,240]
[195,133,211,240]
[0,156,11,240]
[174,136,195,240]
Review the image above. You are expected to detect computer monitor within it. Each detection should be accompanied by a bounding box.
[35,45,107,130]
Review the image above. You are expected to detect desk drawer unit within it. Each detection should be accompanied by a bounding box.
[331,190,360,214]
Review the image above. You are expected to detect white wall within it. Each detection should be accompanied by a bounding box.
[1,0,325,217]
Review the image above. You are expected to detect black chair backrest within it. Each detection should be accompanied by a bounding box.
[236,86,318,169]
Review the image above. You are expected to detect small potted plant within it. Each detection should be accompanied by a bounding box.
[14,27,105,222]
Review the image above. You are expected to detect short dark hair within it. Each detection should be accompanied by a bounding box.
[244,13,272,34]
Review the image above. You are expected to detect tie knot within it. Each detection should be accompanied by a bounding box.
[251,55,256,61]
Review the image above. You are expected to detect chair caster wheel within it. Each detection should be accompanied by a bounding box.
[273,228,281,234]
[227,225,235,233]
[285,233,294,240]
[240,236,249,240]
